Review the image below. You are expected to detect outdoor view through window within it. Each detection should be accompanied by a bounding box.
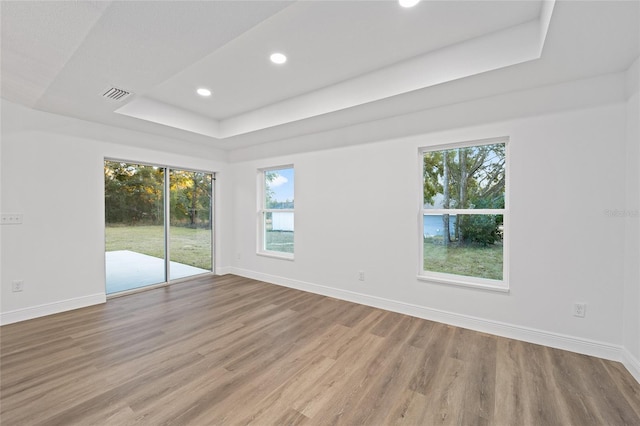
[104,161,213,293]
[260,167,294,256]
[421,140,506,284]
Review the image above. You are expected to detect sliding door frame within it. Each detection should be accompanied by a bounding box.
[164,167,171,284]
[105,157,215,296]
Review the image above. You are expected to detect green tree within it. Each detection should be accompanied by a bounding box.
[423,143,505,246]
[104,161,163,225]
[264,171,279,208]
[423,152,443,205]
[170,170,212,228]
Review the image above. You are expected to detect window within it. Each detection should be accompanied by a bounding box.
[419,138,507,291]
[258,166,294,258]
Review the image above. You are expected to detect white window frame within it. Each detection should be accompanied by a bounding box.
[257,165,295,260]
[417,137,509,292]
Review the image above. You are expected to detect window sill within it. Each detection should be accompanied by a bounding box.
[417,274,509,293]
[257,251,294,261]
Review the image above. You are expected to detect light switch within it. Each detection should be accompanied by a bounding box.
[1,214,23,225]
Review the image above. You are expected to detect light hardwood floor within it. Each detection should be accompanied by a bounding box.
[1,274,639,425]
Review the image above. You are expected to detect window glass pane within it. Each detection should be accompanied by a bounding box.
[423,143,505,209]
[264,211,294,253]
[169,170,213,279]
[105,161,165,293]
[423,214,503,280]
[265,167,294,209]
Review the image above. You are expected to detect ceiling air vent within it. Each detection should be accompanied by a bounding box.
[101,86,132,102]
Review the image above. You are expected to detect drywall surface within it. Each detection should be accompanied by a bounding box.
[623,59,640,376]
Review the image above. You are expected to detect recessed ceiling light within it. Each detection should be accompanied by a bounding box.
[196,88,211,97]
[270,53,287,65]
[399,0,420,8]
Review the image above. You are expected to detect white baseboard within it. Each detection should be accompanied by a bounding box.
[0,293,106,326]
[229,267,625,364]
[623,348,640,384]
[215,266,233,276]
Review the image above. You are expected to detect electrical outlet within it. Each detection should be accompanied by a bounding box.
[358,271,365,281]
[573,302,586,318]
[12,280,24,292]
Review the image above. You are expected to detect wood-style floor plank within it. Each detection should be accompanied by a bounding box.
[1,274,639,425]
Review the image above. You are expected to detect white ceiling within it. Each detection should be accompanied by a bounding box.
[1,1,638,151]
[149,0,542,120]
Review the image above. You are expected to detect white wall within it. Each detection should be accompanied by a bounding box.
[623,58,640,380]
[230,102,630,361]
[0,100,230,324]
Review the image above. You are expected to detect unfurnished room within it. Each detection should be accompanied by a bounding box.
[1,0,639,424]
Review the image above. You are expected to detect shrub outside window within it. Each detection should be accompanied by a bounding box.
[258,166,294,258]
[419,138,508,291]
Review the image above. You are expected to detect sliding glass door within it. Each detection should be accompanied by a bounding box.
[104,161,213,294]
[169,170,213,280]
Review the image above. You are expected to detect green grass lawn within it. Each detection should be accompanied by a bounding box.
[107,226,499,279]
[424,240,503,280]
[265,230,294,253]
[106,225,212,270]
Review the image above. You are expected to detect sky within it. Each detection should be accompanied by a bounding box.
[268,167,294,203]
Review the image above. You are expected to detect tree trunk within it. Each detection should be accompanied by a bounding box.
[443,151,450,246]
[457,148,468,244]
[190,174,198,226]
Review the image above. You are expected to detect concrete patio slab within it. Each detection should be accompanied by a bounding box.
[106,250,209,294]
